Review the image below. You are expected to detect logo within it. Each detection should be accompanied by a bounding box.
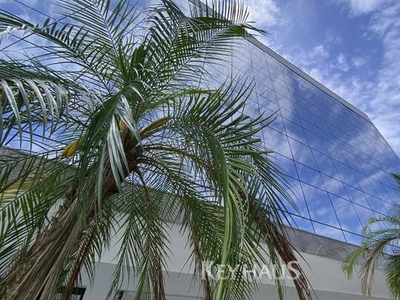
[201,261,302,281]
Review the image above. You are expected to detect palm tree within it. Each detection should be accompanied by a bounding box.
[0,0,311,299]
[342,174,400,299]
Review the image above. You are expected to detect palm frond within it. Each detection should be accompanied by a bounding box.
[106,178,172,300]
[385,254,400,299]
[343,199,400,298]
[0,1,311,299]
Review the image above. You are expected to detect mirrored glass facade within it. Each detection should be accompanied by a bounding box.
[203,36,400,245]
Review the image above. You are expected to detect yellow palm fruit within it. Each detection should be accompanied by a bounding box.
[119,120,127,131]
[62,137,85,157]
[140,116,171,139]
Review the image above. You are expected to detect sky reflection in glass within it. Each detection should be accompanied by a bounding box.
[203,37,400,245]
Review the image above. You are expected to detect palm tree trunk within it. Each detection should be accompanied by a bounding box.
[3,131,137,299]
[4,199,83,299]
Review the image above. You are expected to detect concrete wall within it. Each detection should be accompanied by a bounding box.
[80,224,391,300]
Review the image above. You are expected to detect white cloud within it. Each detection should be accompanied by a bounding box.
[245,0,280,27]
[275,1,400,155]
[278,43,332,72]
[336,52,349,71]
[312,45,330,59]
[366,2,400,154]
[351,56,366,68]
[335,0,391,15]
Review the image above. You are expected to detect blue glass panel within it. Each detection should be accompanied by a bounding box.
[344,185,370,208]
[322,175,347,199]
[334,161,359,187]
[344,232,363,245]
[271,153,298,180]
[364,194,386,216]
[330,195,363,234]
[259,97,279,112]
[289,138,318,169]
[312,150,341,180]
[380,173,398,189]
[359,176,379,197]
[243,99,260,117]
[280,107,301,125]
[296,162,324,188]
[305,131,329,155]
[210,37,400,244]
[296,118,320,139]
[353,204,375,225]
[286,178,311,218]
[291,215,314,232]
[383,185,398,203]
[258,87,276,103]
[275,86,294,103]
[313,222,346,241]
[268,113,285,133]
[370,179,391,200]
[262,128,292,157]
[284,118,307,144]
[301,183,340,230]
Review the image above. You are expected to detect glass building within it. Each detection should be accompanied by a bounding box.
[63,33,400,300]
[2,1,399,299]
[201,35,400,246]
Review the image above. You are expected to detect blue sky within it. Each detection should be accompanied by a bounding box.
[245,0,400,156]
[1,0,399,243]
[1,0,399,156]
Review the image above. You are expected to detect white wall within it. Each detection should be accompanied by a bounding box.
[81,224,391,300]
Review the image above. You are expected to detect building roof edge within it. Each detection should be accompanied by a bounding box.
[245,35,372,122]
[188,0,371,122]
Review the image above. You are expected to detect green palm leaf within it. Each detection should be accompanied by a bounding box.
[0,1,311,299]
[342,184,400,299]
